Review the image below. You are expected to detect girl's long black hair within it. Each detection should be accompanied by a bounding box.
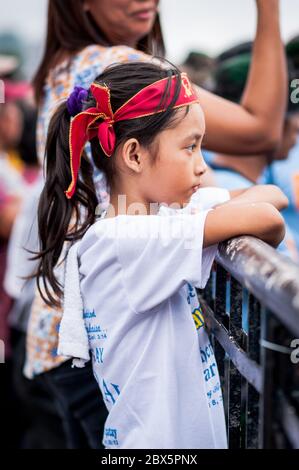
[35,61,184,308]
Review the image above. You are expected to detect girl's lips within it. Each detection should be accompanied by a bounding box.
[192,185,201,193]
[131,9,156,21]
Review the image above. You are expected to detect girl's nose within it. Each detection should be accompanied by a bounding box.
[194,152,208,176]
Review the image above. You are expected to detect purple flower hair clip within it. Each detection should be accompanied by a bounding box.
[67,86,89,116]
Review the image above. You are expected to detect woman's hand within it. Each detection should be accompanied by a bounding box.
[255,0,279,7]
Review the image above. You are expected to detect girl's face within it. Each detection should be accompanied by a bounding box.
[141,103,208,207]
[84,0,159,47]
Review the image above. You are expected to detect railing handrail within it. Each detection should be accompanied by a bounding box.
[216,236,299,338]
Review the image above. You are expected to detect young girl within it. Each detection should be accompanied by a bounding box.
[25,0,286,449]
[36,62,286,449]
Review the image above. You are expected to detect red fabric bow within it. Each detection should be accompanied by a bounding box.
[65,73,199,199]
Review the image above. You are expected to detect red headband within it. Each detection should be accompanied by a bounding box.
[65,72,199,199]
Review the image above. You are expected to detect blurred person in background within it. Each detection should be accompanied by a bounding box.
[0,75,38,356]
[0,32,25,81]
[269,36,299,253]
[1,111,65,449]
[0,54,44,447]
[0,37,65,447]
[204,41,299,260]
[180,50,216,91]
[13,0,286,449]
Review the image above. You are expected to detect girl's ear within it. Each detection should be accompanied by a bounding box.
[121,138,145,174]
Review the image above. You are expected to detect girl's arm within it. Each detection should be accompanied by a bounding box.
[226,185,289,211]
[197,0,287,155]
[203,202,285,248]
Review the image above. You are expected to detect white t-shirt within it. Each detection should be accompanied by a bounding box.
[66,187,229,449]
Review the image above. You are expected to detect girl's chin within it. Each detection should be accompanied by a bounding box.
[172,198,192,209]
[157,192,192,209]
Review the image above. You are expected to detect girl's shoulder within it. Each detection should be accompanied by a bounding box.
[77,216,122,265]
[78,214,154,253]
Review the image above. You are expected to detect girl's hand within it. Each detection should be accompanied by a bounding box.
[223,185,289,211]
[203,202,285,249]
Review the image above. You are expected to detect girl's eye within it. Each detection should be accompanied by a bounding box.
[186,144,197,152]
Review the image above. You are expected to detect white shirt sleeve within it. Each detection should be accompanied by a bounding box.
[115,210,217,314]
[189,187,231,211]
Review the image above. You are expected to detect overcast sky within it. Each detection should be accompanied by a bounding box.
[0,0,299,76]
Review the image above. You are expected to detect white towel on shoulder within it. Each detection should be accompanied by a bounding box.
[57,242,90,367]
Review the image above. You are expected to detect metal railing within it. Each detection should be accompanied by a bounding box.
[199,236,299,449]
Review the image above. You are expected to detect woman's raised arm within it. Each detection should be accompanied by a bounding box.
[197,0,287,155]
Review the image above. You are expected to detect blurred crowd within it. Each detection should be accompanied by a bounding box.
[181,38,299,259]
[0,32,44,447]
[0,4,298,450]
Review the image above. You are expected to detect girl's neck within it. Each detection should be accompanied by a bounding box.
[108,190,158,217]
